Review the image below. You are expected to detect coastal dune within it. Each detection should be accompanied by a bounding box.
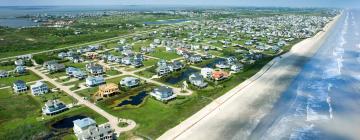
[158,14,341,140]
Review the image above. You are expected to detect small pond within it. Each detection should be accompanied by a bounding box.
[51,115,87,129]
[118,91,148,107]
[164,68,199,85]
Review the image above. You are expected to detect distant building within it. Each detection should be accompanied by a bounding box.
[42,100,68,115]
[150,86,176,101]
[73,117,114,140]
[120,77,140,88]
[13,80,27,93]
[30,81,49,96]
[86,76,105,87]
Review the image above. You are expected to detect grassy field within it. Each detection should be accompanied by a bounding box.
[0,71,41,87]
[149,47,180,60]
[0,88,107,140]
[134,66,156,78]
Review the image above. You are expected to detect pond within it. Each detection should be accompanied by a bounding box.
[205,58,226,68]
[164,68,199,85]
[51,115,87,129]
[144,19,189,25]
[117,91,148,107]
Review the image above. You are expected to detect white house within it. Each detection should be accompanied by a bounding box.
[189,73,208,88]
[86,76,105,87]
[30,81,49,96]
[120,77,140,88]
[200,68,214,79]
[73,117,114,140]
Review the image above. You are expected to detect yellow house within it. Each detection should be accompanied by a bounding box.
[95,83,119,98]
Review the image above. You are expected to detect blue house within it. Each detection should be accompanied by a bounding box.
[13,80,27,93]
[66,67,87,79]
[0,70,9,78]
[120,77,140,88]
[42,100,68,116]
[86,63,104,76]
[14,66,27,74]
[86,76,105,87]
[150,86,176,101]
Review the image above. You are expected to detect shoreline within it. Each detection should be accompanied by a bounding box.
[158,13,342,140]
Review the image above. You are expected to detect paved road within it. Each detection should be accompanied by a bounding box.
[28,67,136,135]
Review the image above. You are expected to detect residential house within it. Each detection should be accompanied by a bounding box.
[86,63,104,76]
[30,81,49,96]
[150,86,176,101]
[43,60,58,68]
[66,67,87,79]
[120,77,140,88]
[42,100,68,115]
[226,56,238,65]
[13,80,27,93]
[168,60,184,72]
[131,60,143,68]
[212,70,229,81]
[73,117,114,140]
[156,65,171,76]
[189,73,208,88]
[14,66,27,74]
[231,63,244,72]
[48,63,65,72]
[14,59,24,66]
[0,70,9,78]
[200,68,214,79]
[187,54,202,63]
[95,83,119,98]
[121,57,132,65]
[215,61,230,69]
[86,76,105,87]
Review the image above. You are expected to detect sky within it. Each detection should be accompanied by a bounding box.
[0,0,359,8]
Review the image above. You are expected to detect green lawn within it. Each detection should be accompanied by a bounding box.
[149,47,180,60]
[106,69,121,76]
[75,87,99,99]
[0,71,41,88]
[0,65,15,71]
[143,59,158,67]
[134,66,156,78]
[0,87,107,140]
[47,71,67,79]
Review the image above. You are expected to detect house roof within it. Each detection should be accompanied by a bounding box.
[154,86,172,94]
[73,117,96,129]
[14,80,26,86]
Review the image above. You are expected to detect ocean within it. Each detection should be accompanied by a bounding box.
[250,9,360,140]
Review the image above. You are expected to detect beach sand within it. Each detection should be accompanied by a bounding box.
[158,14,342,140]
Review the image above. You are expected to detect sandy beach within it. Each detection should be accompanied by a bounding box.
[158,14,342,140]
